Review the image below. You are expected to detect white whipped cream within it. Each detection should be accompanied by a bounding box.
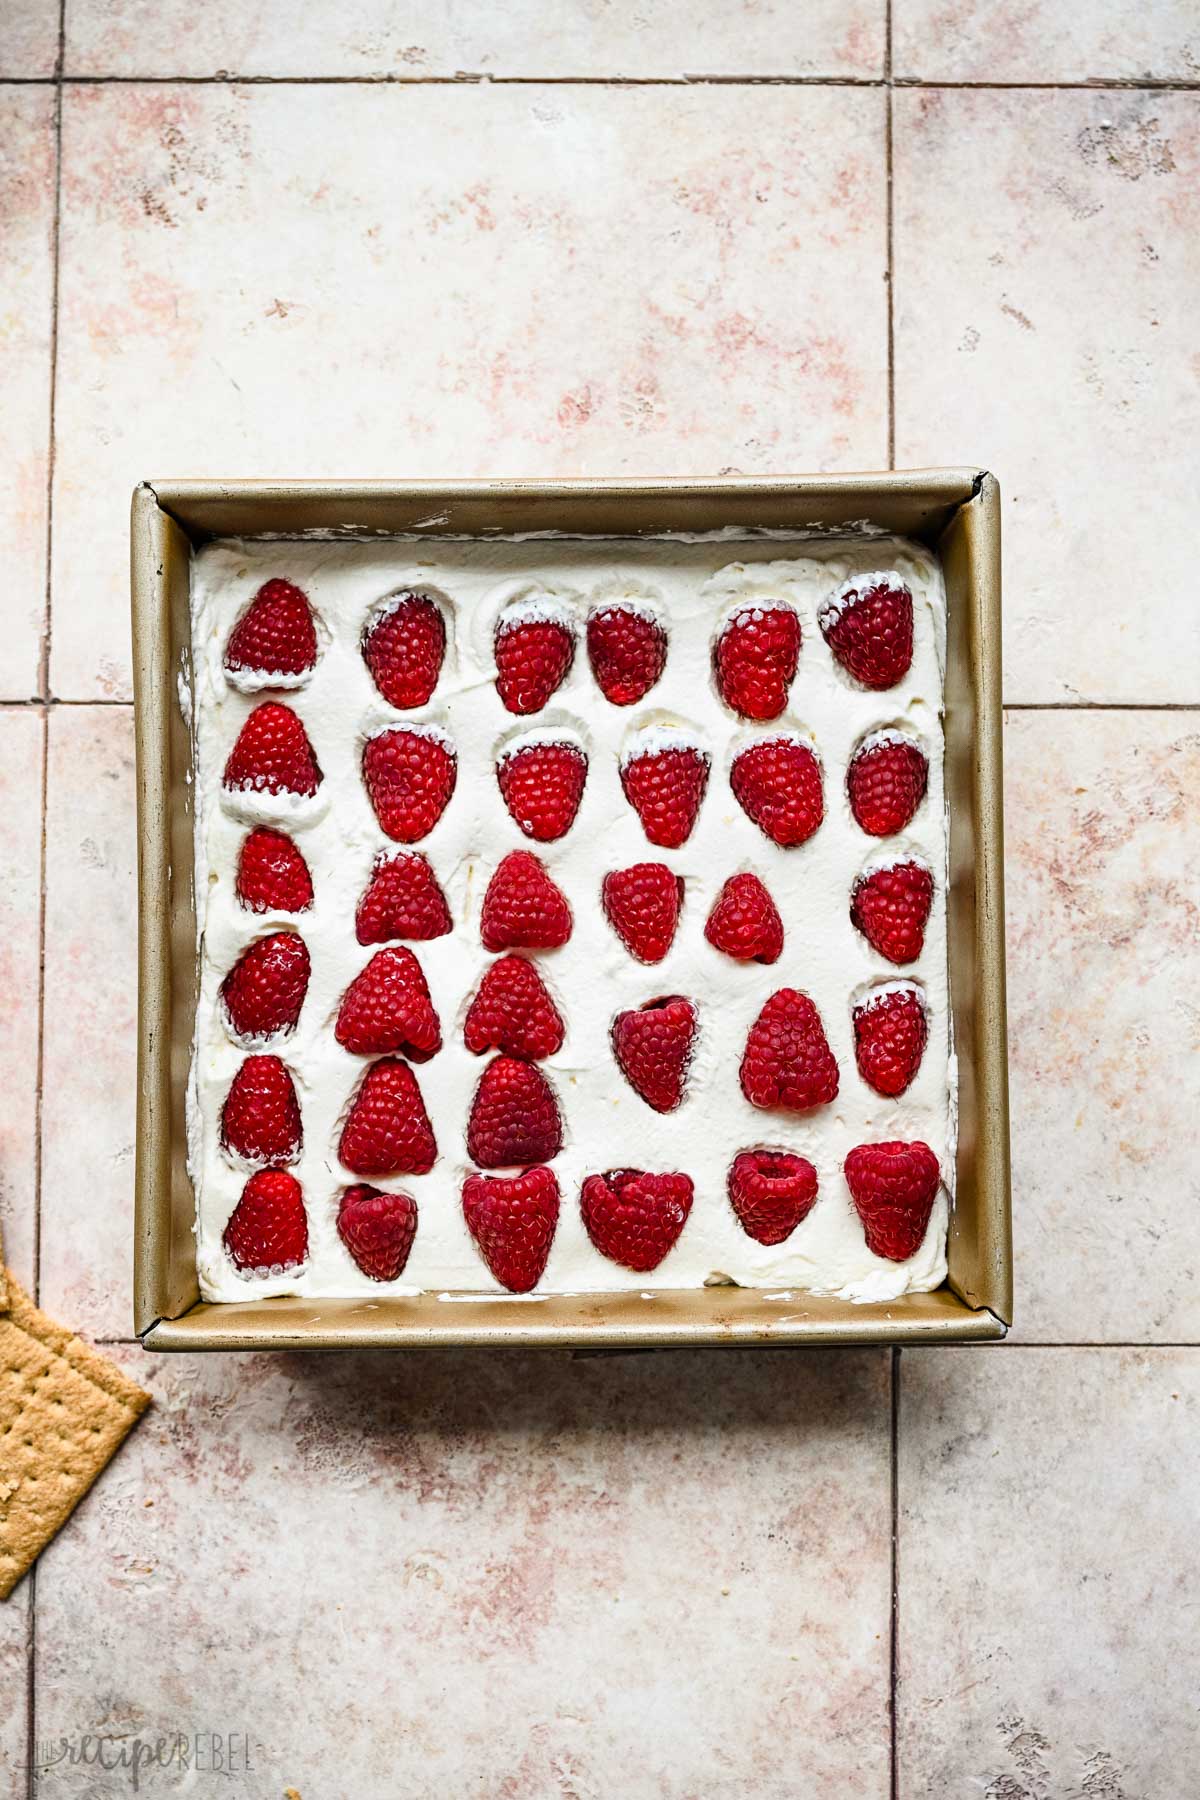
[188,534,956,1303]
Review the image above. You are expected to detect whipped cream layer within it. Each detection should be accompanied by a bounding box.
[189,534,955,1303]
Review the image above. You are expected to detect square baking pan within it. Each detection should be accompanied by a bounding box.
[131,472,1011,1349]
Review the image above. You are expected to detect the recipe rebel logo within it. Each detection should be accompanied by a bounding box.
[35,1729,255,1789]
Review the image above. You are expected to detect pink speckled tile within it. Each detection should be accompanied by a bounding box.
[0,1,58,77]
[1004,711,1200,1341]
[52,81,888,699]
[895,0,1199,81]
[39,706,136,1336]
[0,1586,29,1785]
[64,0,884,78]
[36,1346,892,1798]
[898,1347,1200,1797]
[0,87,55,697]
[0,710,43,1292]
[894,89,1200,703]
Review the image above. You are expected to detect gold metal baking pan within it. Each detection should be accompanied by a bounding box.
[132,473,1011,1349]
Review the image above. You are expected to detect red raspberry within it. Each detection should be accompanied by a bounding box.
[362,726,457,843]
[819,573,914,689]
[611,995,697,1113]
[714,603,800,720]
[334,946,442,1061]
[464,955,565,1060]
[220,931,310,1042]
[467,1056,563,1168]
[235,828,313,914]
[223,702,322,798]
[740,988,839,1112]
[494,603,575,713]
[730,737,823,847]
[338,1058,437,1178]
[220,1055,301,1167]
[362,592,445,708]
[853,983,928,1096]
[847,733,928,836]
[727,1150,819,1245]
[355,852,452,945]
[224,579,317,684]
[586,602,667,705]
[223,1168,308,1273]
[462,1166,560,1292]
[703,872,783,964]
[851,860,933,965]
[602,863,684,964]
[337,1184,418,1282]
[620,738,710,848]
[580,1169,694,1273]
[480,851,572,952]
[496,737,588,842]
[844,1140,941,1261]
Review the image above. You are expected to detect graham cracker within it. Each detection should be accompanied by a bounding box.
[0,1276,150,1599]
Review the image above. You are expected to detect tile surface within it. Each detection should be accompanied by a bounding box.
[1004,710,1200,1341]
[0,0,59,78]
[895,0,1200,82]
[898,1346,1200,1798]
[0,711,44,1292]
[52,81,888,699]
[36,1346,892,1798]
[0,86,55,697]
[64,0,884,79]
[39,706,136,1336]
[894,88,1200,703]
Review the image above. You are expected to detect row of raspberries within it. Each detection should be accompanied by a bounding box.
[224,571,916,718]
[224,1145,942,1292]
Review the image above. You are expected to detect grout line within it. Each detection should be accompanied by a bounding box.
[884,0,895,472]
[889,1347,900,1800]
[3,72,1200,91]
[0,697,135,708]
[24,1566,36,1800]
[1004,702,1200,712]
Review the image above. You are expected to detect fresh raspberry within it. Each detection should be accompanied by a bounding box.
[602,863,684,964]
[224,579,317,684]
[740,988,839,1112]
[220,1055,301,1167]
[223,702,322,798]
[480,851,572,952]
[464,955,564,1059]
[620,740,710,848]
[730,737,824,847]
[844,1140,941,1261]
[355,852,452,945]
[494,604,575,713]
[703,872,783,964]
[611,995,697,1113]
[362,592,445,708]
[847,734,928,836]
[235,827,314,914]
[462,1166,560,1292]
[338,1057,437,1178]
[223,1168,308,1273]
[853,983,929,1096]
[467,1056,563,1168]
[334,946,442,1061]
[727,1150,819,1246]
[714,603,801,720]
[497,738,588,842]
[586,602,667,705]
[337,1184,418,1282]
[580,1169,694,1273]
[362,726,457,843]
[851,860,933,965]
[819,574,913,690]
[221,931,310,1042]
